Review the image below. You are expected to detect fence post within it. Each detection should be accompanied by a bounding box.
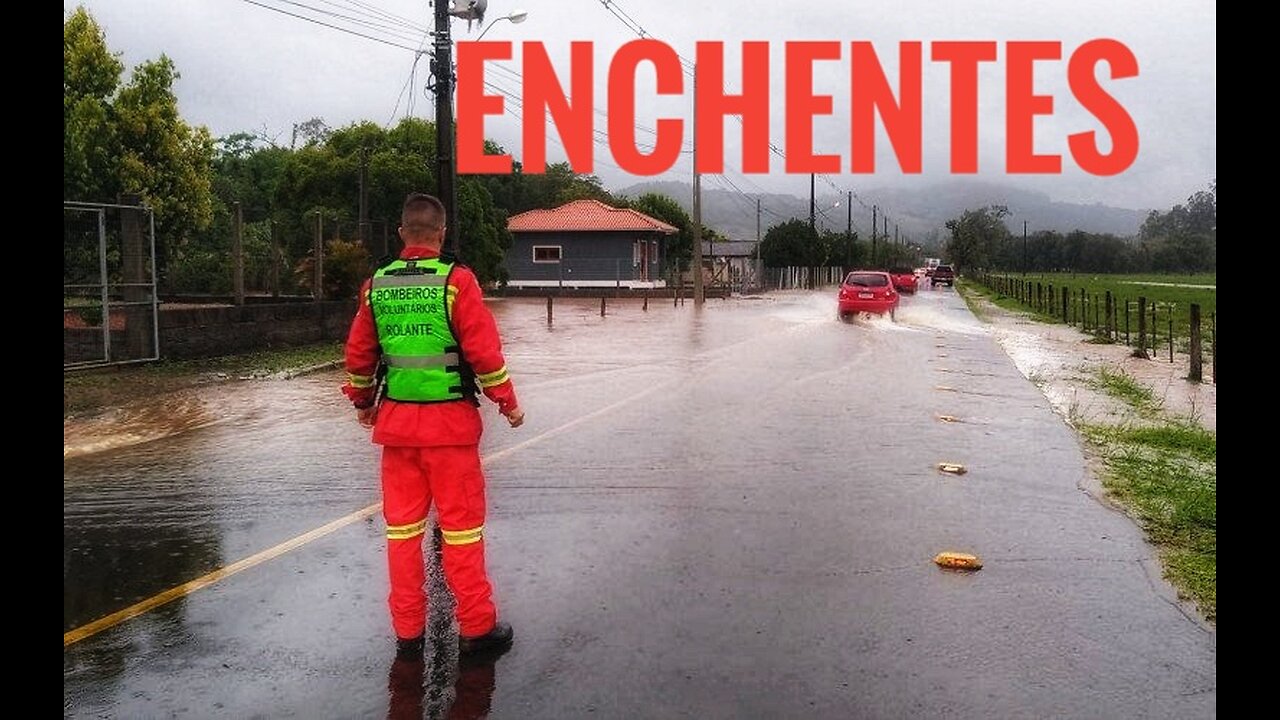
[601,296,607,317]
[314,211,324,302]
[1135,296,1147,358]
[643,289,649,311]
[1104,291,1112,340]
[546,296,553,325]
[1211,312,1216,384]
[270,219,280,299]
[1188,304,1202,382]
[1168,311,1173,363]
[233,201,245,306]
[1061,286,1068,322]
[1150,302,1157,355]
[1124,300,1130,346]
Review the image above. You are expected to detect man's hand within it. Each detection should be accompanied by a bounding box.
[357,405,378,428]
[503,406,525,428]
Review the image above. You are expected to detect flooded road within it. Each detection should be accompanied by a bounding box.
[64,287,1215,718]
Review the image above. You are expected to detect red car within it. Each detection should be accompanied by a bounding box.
[838,271,899,321]
[888,267,919,294]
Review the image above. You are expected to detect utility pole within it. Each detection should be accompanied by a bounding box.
[846,191,853,268]
[358,146,370,254]
[1023,220,1028,275]
[871,205,878,267]
[433,1,459,256]
[808,174,815,230]
[691,72,704,306]
[894,223,899,246]
[846,191,852,238]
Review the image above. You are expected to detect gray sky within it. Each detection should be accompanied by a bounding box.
[67,0,1215,211]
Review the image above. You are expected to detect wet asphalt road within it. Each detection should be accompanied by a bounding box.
[63,287,1216,719]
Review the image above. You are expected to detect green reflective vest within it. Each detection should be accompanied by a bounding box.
[369,257,476,403]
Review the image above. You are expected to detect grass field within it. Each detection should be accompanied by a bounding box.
[973,273,1216,353]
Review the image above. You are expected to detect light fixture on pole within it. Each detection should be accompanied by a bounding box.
[476,9,527,40]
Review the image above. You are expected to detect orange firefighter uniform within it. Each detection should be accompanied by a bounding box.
[342,246,518,641]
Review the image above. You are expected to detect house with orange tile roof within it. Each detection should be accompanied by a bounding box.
[505,199,678,289]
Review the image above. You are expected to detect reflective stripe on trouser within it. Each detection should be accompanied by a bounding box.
[381,444,497,639]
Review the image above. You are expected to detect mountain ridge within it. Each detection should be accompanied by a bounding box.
[611,179,1149,248]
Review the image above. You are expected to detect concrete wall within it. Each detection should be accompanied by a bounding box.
[158,300,356,360]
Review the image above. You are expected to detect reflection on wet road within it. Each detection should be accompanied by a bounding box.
[64,288,1215,718]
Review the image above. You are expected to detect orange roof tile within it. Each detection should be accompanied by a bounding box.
[508,199,679,234]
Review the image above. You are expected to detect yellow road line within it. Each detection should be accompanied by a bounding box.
[65,381,672,648]
[64,503,383,648]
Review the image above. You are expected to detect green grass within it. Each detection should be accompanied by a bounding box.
[64,341,344,417]
[1080,420,1216,621]
[957,279,1059,323]
[1091,367,1160,416]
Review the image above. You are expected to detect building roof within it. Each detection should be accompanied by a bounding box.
[508,199,679,234]
[702,240,758,257]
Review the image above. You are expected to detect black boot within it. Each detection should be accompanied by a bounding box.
[458,621,513,657]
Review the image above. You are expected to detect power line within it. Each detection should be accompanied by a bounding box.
[240,0,423,52]
[260,0,426,44]
[338,0,426,32]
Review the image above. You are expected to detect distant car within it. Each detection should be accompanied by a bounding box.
[838,271,899,321]
[888,267,919,294]
[930,265,956,287]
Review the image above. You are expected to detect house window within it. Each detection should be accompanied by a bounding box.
[532,245,562,263]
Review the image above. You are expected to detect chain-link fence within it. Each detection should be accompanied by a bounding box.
[64,202,159,368]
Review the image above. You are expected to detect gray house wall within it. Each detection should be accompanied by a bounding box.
[506,231,665,286]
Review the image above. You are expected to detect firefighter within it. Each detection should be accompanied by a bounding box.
[342,192,523,659]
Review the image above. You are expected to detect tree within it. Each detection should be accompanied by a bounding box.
[64,7,215,283]
[944,205,1010,272]
[64,6,123,203]
[758,219,822,267]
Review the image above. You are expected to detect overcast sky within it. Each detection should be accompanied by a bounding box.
[66,0,1215,211]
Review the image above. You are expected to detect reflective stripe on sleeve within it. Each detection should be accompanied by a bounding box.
[476,366,509,388]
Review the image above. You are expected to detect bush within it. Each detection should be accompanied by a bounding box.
[294,237,371,300]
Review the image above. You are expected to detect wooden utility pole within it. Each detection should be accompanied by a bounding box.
[433,1,458,255]
[692,73,704,306]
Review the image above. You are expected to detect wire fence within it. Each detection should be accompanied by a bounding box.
[973,272,1216,384]
[63,201,159,368]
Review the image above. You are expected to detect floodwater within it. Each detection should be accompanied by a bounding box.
[64,287,1215,719]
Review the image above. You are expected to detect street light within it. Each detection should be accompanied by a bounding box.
[476,9,527,40]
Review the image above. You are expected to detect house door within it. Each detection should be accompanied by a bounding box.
[633,239,648,281]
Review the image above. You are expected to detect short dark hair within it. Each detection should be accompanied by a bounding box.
[401,192,445,229]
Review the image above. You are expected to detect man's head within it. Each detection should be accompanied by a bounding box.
[399,193,446,249]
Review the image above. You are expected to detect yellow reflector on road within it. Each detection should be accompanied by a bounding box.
[934,551,983,570]
[936,415,960,423]
[937,462,967,474]
[935,385,957,392]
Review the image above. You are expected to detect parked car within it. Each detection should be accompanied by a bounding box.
[930,265,956,287]
[888,267,918,294]
[838,271,899,320]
